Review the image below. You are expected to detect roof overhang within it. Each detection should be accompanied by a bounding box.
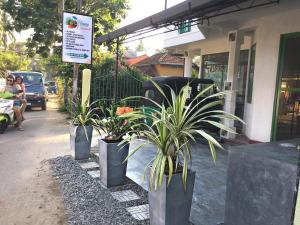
[96,0,280,45]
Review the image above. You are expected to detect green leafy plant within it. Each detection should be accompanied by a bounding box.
[96,102,142,142]
[122,81,244,190]
[71,99,98,126]
[71,99,99,140]
[0,91,15,99]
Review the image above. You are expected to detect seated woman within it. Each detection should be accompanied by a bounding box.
[0,75,24,131]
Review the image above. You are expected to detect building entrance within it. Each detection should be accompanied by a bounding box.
[273,32,300,140]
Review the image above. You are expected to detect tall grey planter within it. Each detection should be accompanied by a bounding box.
[149,170,195,225]
[70,125,93,160]
[98,139,129,187]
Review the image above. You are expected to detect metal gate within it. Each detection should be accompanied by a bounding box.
[90,68,146,108]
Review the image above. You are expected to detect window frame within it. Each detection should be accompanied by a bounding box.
[246,43,256,104]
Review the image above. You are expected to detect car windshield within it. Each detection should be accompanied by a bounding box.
[48,81,56,86]
[13,73,43,85]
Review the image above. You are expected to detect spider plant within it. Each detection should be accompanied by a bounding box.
[122,81,244,189]
[71,99,99,140]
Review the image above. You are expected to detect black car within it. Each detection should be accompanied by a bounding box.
[11,71,47,110]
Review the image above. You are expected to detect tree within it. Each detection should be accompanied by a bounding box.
[0,10,15,51]
[2,0,129,57]
[0,51,30,77]
[2,0,130,112]
[135,40,146,52]
[154,48,167,54]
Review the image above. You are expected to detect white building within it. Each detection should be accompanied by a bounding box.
[163,0,300,142]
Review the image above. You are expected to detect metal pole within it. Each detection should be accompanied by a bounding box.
[165,0,167,10]
[114,38,120,103]
[71,0,83,112]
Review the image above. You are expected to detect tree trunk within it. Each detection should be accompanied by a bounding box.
[72,63,79,112]
[63,77,69,107]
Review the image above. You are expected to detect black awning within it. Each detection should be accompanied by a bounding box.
[96,0,279,45]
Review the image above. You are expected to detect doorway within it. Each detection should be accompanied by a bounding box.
[202,50,249,133]
[273,32,300,141]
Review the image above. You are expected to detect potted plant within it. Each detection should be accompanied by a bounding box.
[70,100,98,160]
[123,82,243,225]
[96,103,139,187]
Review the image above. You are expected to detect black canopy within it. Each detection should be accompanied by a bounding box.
[96,0,279,45]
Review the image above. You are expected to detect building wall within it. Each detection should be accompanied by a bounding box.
[163,25,204,48]
[243,1,300,142]
[155,64,183,77]
[164,0,300,142]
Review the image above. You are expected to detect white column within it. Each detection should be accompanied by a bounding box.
[222,31,242,139]
[198,54,203,78]
[184,51,193,78]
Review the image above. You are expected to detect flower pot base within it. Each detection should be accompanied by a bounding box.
[148,170,195,225]
[70,125,93,160]
[98,139,129,187]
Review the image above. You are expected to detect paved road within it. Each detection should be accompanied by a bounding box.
[0,95,70,225]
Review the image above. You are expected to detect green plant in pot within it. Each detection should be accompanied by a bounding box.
[96,103,141,187]
[70,99,99,160]
[122,82,243,225]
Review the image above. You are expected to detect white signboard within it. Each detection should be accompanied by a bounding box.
[62,12,93,64]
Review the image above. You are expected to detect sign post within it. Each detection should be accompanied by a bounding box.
[62,10,93,111]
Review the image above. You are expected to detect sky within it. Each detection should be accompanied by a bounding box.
[121,0,185,55]
[14,0,186,55]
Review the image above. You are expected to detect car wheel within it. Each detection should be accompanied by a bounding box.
[42,104,47,110]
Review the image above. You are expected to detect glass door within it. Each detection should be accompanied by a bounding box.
[235,50,249,133]
[273,32,300,140]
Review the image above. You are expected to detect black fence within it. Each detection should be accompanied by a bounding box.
[90,67,147,108]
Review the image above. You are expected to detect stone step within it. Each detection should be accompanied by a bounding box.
[87,170,100,178]
[111,190,140,202]
[79,161,99,170]
[126,204,149,221]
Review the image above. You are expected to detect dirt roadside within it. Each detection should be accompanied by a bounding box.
[0,95,69,225]
[0,161,66,225]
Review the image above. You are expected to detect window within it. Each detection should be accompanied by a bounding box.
[247,44,256,103]
[178,20,191,34]
[202,52,229,91]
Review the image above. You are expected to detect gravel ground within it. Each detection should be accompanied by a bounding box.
[50,156,150,225]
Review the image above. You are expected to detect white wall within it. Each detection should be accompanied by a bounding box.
[164,0,300,142]
[163,25,204,48]
[244,1,300,142]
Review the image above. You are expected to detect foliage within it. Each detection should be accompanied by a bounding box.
[0,50,30,77]
[0,10,15,51]
[0,91,14,99]
[96,102,136,142]
[71,99,99,127]
[154,48,167,54]
[122,82,244,190]
[135,40,146,52]
[1,0,129,57]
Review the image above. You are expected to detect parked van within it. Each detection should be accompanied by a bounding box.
[10,71,47,110]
